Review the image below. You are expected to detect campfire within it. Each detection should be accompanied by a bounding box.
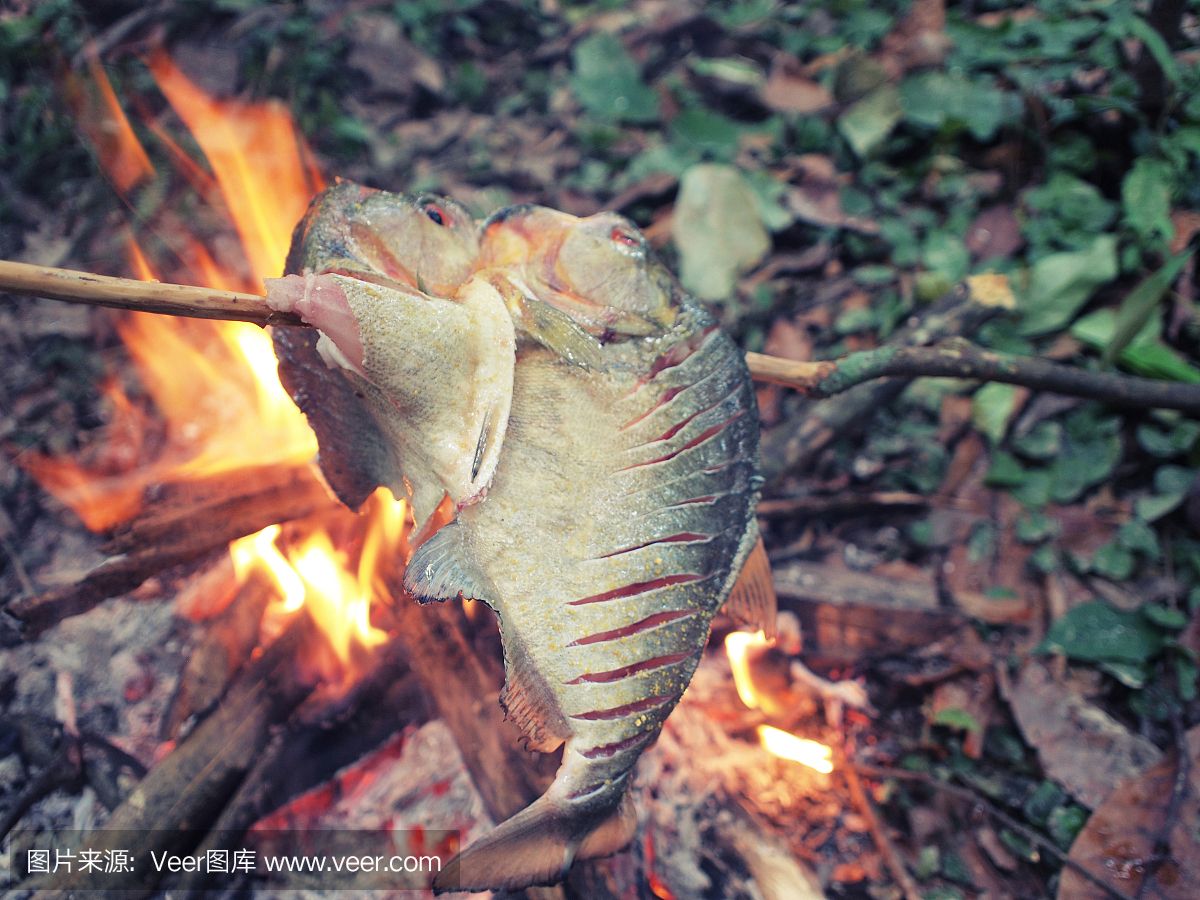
[4,48,844,897]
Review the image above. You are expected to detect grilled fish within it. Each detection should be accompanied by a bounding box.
[404,205,776,891]
[267,181,514,529]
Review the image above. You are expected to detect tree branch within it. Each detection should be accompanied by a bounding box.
[6,259,1200,415]
[749,337,1200,415]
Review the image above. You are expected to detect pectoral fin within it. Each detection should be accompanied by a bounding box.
[492,274,604,369]
[724,536,778,639]
[403,521,495,605]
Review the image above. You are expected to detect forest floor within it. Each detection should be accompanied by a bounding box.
[2,2,1200,898]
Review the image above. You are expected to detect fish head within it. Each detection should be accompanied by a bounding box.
[289,180,478,295]
[480,205,679,337]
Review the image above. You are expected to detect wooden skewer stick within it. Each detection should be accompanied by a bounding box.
[6,258,1200,414]
[0,259,302,326]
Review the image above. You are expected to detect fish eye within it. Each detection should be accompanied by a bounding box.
[423,203,450,227]
[610,226,641,250]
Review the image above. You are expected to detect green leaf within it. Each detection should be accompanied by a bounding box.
[672,164,770,300]
[1117,519,1160,558]
[1018,234,1118,336]
[1123,15,1181,85]
[1137,420,1200,458]
[1142,604,1188,630]
[1047,806,1087,850]
[1105,249,1193,363]
[1122,156,1175,243]
[1037,600,1165,664]
[670,107,741,158]
[932,707,982,734]
[1073,309,1200,383]
[1136,491,1185,522]
[570,33,660,124]
[1013,420,1062,460]
[1016,510,1059,543]
[1090,542,1135,580]
[838,84,901,158]
[972,382,1017,445]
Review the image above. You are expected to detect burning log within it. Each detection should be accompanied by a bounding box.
[20,611,322,894]
[8,463,335,635]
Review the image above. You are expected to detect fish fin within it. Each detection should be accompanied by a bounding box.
[499,636,569,753]
[272,326,388,510]
[433,794,573,893]
[494,274,604,369]
[577,790,638,861]
[403,521,495,605]
[432,791,635,893]
[724,536,778,640]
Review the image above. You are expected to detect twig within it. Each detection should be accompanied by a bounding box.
[842,754,922,900]
[755,491,928,518]
[7,260,1200,414]
[854,762,1136,900]
[748,336,1200,415]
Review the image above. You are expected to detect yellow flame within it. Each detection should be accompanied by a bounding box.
[293,532,389,664]
[757,725,834,774]
[31,49,400,678]
[724,629,770,709]
[147,49,323,289]
[230,525,304,611]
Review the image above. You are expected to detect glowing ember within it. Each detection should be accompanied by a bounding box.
[756,726,834,774]
[724,630,835,774]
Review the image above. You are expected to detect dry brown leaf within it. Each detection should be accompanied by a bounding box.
[1004,659,1162,809]
[1059,728,1200,899]
[761,56,834,114]
[966,205,1024,260]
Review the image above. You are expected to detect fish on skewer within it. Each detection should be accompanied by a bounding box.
[405,204,776,891]
[267,183,776,891]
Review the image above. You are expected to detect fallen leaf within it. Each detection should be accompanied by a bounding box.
[837,84,902,158]
[761,55,834,114]
[1004,659,1161,809]
[570,32,660,123]
[1059,728,1200,899]
[1122,156,1175,243]
[965,205,1023,260]
[672,164,770,300]
[1018,234,1118,336]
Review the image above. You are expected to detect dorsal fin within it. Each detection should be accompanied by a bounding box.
[724,536,778,640]
[403,521,495,606]
[498,635,570,753]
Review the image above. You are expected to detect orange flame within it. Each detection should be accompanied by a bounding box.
[61,48,155,195]
[147,49,323,291]
[27,49,396,677]
[724,630,834,774]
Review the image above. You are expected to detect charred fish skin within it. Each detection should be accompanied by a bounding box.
[409,208,763,891]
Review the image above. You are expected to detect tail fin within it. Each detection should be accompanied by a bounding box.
[433,791,637,893]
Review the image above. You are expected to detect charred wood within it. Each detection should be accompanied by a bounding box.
[22,612,321,894]
[8,464,333,635]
